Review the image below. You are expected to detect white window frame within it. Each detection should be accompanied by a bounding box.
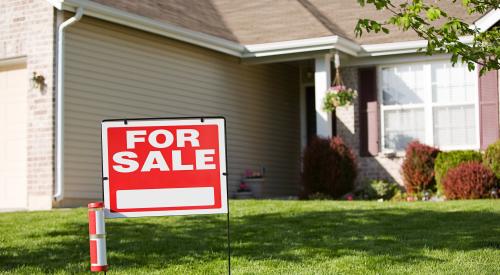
[377,59,480,152]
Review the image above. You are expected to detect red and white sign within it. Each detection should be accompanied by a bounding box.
[101,117,228,218]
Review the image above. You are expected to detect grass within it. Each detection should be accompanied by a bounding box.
[1,200,500,274]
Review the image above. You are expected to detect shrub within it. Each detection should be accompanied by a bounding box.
[355,179,400,200]
[434,150,483,193]
[442,162,496,199]
[390,189,409,201]
[483,140,500,180]
[369,180,399,200]
[354,181,377,200]
[401,141,440,194]
[301,136,357,199]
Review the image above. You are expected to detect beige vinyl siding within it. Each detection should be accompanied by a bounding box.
[63,16,300,201]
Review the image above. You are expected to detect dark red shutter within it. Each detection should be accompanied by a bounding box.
[479,69,499,149]
[359,67,379,156]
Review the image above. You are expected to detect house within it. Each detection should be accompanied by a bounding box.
[0,0,498,210]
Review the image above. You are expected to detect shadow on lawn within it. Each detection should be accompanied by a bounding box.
[1,206,500,273]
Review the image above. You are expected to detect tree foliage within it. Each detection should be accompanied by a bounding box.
[355,0,499,75]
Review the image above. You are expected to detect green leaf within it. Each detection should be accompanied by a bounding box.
[426,7,442,21]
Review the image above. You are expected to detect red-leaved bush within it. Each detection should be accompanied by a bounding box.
[401,141,440,194]
[442,162,496,199]
[301,136,357,198]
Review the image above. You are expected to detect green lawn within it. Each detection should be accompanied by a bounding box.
[1,200,499,274]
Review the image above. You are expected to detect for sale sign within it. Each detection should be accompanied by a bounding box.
[101,117,228,218]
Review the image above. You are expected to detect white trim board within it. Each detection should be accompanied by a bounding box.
[474,9,500,32]
[342,53,452,67]
[244,36,360,57]
[359,36,474,57]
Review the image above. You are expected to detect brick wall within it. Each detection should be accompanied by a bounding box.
[336,67,360,152]
[0,0,55,210]
[338,67,403,186]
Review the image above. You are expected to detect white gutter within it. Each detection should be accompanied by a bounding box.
[243,36,360,58]
[359,36,474,57]
[54,7,84,201]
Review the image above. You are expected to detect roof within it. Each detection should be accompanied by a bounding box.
[48,0,497,58]
[87,0,483,45]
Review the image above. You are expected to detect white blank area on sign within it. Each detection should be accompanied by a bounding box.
[116,187,215,209]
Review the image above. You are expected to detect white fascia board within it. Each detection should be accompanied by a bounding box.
[473,9,500,32]
[46,0,63,9]
[360,36,474,57]
[53,0,244,57]
[360,39,427,56]
[335,37,362,56]
[243,36,360,58]
[344,53,451,67]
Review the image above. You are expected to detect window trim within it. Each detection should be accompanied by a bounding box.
[377,59,480,152]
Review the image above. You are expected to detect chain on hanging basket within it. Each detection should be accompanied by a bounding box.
[322,58,357,112]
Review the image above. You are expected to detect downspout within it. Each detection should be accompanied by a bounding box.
[54,7,84,201]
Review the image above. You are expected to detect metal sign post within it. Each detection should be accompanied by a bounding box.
[88,202,108,273]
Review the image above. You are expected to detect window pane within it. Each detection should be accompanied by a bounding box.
[432,62,476,103]
[384,108,425,150]
[382,64,426,105]
[433,105,476,147]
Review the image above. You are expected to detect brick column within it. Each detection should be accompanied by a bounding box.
[336,67,360,153]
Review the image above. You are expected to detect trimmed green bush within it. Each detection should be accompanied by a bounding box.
[483,140,500,180]
[434,150,483,194]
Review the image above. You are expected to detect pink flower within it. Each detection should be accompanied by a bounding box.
[331,85,346,91]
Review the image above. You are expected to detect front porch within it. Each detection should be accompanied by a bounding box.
[264,51,404,190]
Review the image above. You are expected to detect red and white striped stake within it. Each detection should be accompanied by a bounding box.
[88,202,108,272]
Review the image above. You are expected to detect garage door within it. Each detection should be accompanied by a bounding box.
[0,64,28,209]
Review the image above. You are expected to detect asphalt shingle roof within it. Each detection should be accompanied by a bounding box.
[90,0,484,45]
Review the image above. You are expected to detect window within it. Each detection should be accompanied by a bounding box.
[380,60,478,151]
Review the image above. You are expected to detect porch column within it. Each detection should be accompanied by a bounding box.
[315,54,332,137]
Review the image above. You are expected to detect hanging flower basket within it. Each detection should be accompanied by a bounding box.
[323,85,357,112]
[322,59,357,112]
